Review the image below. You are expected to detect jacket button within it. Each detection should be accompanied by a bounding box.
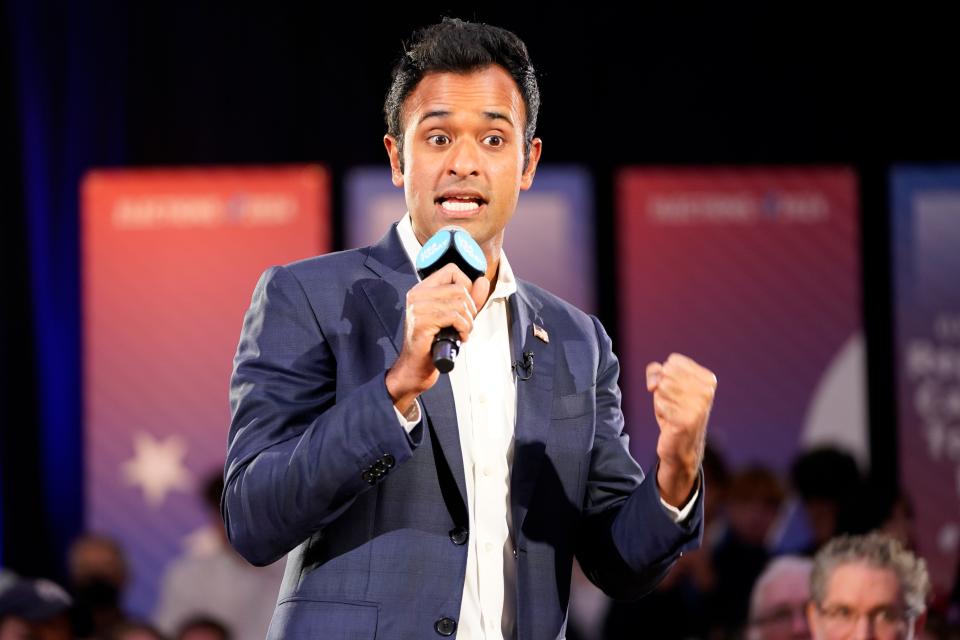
[448,527,468,545]
[361,470,374,485]
[434,617,456,636]
[382,453,395,468]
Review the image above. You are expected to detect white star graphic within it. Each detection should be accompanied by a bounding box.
[122,432,193,507]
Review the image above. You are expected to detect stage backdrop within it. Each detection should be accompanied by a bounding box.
[892,166,960,592]
[82,166,329,616]
[344,165,596,314]
[616,168,865,473]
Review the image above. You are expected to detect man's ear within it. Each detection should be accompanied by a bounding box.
[520,137,543,191]
[384,134,404,188]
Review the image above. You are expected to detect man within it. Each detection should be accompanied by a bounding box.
[747,556,813,640]
[0,570,73,640]
[806,533,930,640]
[223,18,716,639]
[67,534,130,638]
[153,473,282,640]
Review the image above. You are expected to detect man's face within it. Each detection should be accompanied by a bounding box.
[806,562,924,640]
[384,64,542,265]
[749,568,812,640]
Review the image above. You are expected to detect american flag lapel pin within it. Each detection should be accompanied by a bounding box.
[533,323,549,344]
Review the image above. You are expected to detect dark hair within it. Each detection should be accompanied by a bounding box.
[105,621,168,640]
[384,17,540,171]
[790,447,863,500]
[203,470,225,511]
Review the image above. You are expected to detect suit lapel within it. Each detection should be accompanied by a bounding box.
[360,224,469,509]
[360,225,558,534]
[509,283,555,537]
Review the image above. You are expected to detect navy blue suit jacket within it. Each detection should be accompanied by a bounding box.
[223,223,704,639]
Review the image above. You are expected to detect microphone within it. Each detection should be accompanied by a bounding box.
[512,351,534,381]
[415,226,487,373]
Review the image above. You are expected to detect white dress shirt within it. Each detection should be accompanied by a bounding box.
[390,213,696,639]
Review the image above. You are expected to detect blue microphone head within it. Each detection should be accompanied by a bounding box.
[452,229,486,277]
[415,226,487,281]
[415,229,453,274]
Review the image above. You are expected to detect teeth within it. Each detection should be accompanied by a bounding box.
[440,200,481,212]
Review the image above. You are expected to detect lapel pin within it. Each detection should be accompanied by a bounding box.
[533,323,549,344]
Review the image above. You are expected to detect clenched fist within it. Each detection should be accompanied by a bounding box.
[646,353,717,508]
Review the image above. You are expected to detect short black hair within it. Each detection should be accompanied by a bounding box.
[204,471,225,511]
[384,17,540,171]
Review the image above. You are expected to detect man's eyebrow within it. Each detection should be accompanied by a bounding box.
[418,110,451,125]
[417,110,515,127]
[482,111,513,127]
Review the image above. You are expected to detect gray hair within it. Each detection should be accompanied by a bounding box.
[749,555,814,619]
[810,532,930,616]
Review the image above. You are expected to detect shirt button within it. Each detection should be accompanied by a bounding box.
[482,465,493,477]
[485,542,494,553]
[477,393,487,404]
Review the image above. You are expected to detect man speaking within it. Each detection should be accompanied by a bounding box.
[223,17,717,640]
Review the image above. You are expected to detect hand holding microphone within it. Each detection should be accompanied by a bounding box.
[385,227,489,414]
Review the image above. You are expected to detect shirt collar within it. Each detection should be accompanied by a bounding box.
[396,212,517,306]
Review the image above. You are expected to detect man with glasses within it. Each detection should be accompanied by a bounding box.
[806,533,930,640]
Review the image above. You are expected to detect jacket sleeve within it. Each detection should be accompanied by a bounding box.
[574,315,704,601]
[221,265,421,566]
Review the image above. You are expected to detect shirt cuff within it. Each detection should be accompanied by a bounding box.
[659,486,699,524]
[393,398,422,433]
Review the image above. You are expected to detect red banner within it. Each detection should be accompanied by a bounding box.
[82,166,329,616]
[616,168,863,473]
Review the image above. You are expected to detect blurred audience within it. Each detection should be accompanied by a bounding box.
[601,444,731,640]
[774,448,866,556]
[876,492,918,552]
[67,534,131,638]
[152,471,282,640]
[710,465,785,636]
[0,569,73,640]
[103,621,166,640]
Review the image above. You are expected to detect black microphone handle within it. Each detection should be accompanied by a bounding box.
[432,327,461,374]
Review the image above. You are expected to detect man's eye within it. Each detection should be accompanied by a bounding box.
[484,135,504,147]
[429,135,450,145]
[875,607,903,623]
[834,606,855,621]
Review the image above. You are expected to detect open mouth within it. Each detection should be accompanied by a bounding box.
[435,195,487,213]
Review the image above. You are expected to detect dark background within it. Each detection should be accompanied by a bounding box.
[2,3,958,582]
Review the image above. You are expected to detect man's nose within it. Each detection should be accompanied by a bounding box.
[850,615,877,640]
[446,139,481,177]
